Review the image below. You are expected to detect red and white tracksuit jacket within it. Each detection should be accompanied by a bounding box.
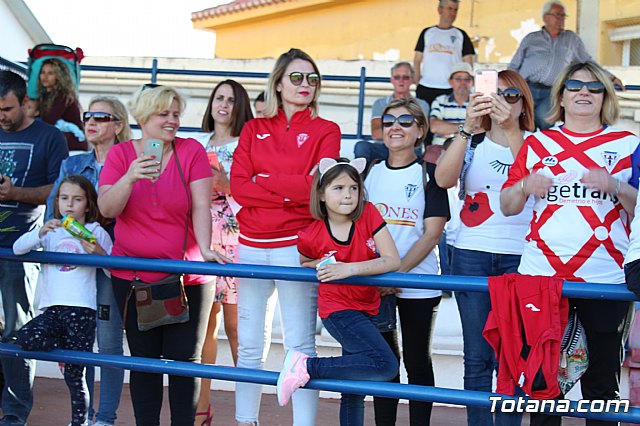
[482,274,568,399]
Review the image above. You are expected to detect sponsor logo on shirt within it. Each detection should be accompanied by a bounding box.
[374,202,419,226]
[543,171,618,205]
[427,43,454,55]
[256,133,271,140]
[366,237,377,254]
[542,156,558,167]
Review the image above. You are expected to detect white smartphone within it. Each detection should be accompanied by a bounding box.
[474,69,498,97]
[143,138,163,178]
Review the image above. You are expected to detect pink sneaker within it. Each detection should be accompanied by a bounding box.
[276,350,310,406]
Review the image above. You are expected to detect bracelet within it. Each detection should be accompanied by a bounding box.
[458,124,473,141]
[612,179,621,197]
[520,179,526,195]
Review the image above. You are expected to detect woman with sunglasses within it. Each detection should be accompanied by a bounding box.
[194,79,253,425]
[44,96,131,426]
[501,62,639,426]
[435,69,535,426]
[230,48,340,426]
[98,85,229,426]
[364,98,449,426]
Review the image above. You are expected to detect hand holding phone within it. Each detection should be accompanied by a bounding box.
[207,152,221,171]
[143,138,164,178]
[474,69,498,97]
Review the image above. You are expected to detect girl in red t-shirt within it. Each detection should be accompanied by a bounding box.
[276,157,400,426]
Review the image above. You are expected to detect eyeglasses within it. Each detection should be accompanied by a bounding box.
[392,75,412,81]
[82,112,119,123]
[288,72,320,87]
[452,77,473,82]
[142,83,162,91]
[382,114,416,128]
[497,88,523,104]
[545,12,568,18]
[563,79,605,94]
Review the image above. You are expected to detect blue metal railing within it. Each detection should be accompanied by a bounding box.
[0,248,638,422]
[0,56,28,79]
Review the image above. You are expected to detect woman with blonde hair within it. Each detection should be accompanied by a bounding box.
[98,85,228,425]
[46,95,131,425]
[501,61,639,426]
[230,48,341,425]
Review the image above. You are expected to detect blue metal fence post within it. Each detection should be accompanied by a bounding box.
[356,66,366,140]
[151,58,158,83]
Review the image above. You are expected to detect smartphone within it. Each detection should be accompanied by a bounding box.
[207,152,220,171]
[143,138,164,178]
[474,69,498,97]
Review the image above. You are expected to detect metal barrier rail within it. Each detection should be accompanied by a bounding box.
[0,344,638,423]
[0,248,638,422]
[0,248,636,301]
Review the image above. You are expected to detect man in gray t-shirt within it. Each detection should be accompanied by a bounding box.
[354,62,429,165]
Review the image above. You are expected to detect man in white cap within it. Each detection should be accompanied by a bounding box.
[429,62,473,146]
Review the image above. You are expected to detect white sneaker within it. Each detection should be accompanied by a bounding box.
[92,422,114,426]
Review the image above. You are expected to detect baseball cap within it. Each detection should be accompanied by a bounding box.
[449,63,473,79]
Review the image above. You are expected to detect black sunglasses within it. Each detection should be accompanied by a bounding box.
[82,111,119,123]
[382,114,416,128]
[142,83,162,91]
[288,72,320,87]
[497,88,523,104]
[564,79,605,94]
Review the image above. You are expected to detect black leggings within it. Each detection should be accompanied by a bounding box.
[374,296,441,426]
[16,306,96,426]
[112,276,213,426]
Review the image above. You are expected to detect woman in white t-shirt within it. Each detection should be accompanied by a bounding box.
[365,98,450,425]
[435,70,536,426]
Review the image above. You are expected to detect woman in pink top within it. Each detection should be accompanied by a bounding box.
[97,84,228,426]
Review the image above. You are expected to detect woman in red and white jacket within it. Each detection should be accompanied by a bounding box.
[230,48,341,426]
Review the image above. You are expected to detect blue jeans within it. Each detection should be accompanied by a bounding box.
[438,233,453,276]
[451,248,523,426]
[85,270,124,425]
[0,259,38,426]
[527,82,553,130]
[353,141,389,166]
[307,310,399,426]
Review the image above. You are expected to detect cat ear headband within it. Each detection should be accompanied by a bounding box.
[318,158,367,183]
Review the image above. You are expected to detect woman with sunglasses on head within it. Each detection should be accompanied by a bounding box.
[45,96,131,426]
[97,85,229,426]
[364,98,449,426]
[194,79,253,425]
[501,62,639,426]
[435,69,535,426]
[230,48,340,426]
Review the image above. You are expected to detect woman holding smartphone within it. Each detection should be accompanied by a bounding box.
[435,70,535,426]
[230,48,341,426]
[98,84,228,425]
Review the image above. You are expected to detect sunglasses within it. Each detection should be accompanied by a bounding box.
[563,79,605,94]
[142,83,162,91]
[497,88,523,104]
[82,111,119,123]
[288,72,320,87]
[392,75,412,81]
[382,114,416,128]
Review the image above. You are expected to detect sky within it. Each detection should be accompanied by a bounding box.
[24,0,229,58]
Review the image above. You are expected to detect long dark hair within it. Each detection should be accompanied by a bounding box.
[201,79,253,136]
